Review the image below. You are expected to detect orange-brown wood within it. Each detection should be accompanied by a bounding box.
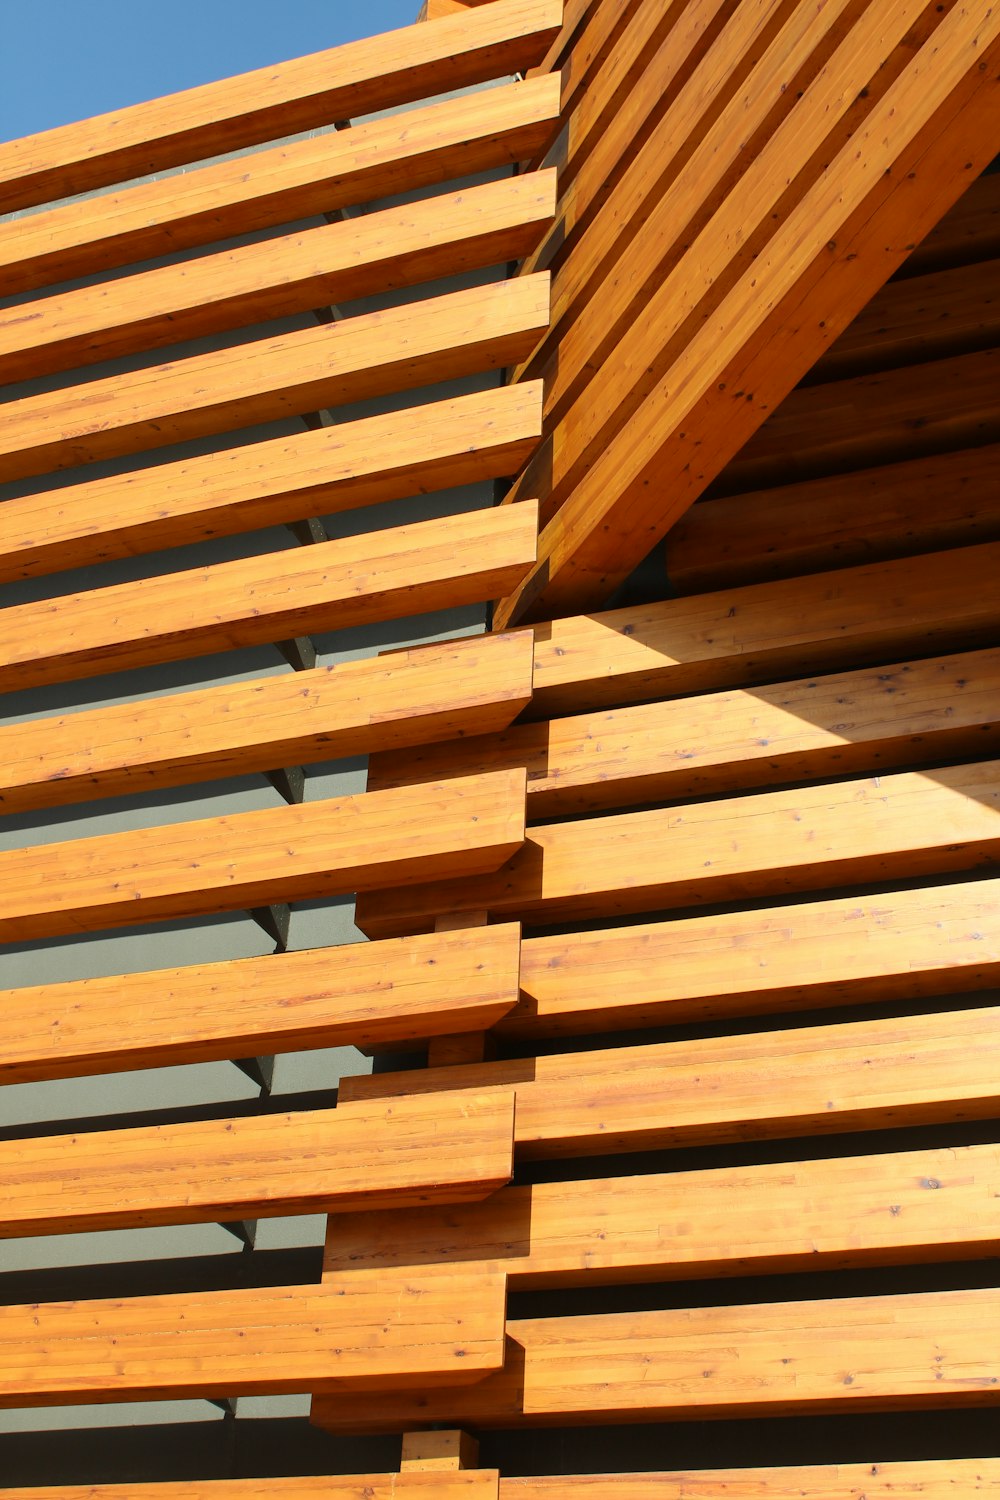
[0,173,556,386]
[0,76,562,297]
[0,1091,515,1237]
[0,276,549,483]
[324,1141,1000,1287]
[0,632,534,816]
[512,877,1000,1038]
[0,922,522,1084]
[0,502,539,692]
[663,444,1000,593]
[0,768,526,943]
[499,1465,1000,1499]
[313,1285,1000,1430]
[0,0,561,212]
[355,759,1000,937]
[0,383,543,584]
[888,153,1000,278]
[0,1476,498,1500]
[0,1273,507,1407]
[367,647,1000,817]
[338,1003,1000,1157]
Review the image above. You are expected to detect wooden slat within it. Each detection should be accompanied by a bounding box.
[324,1141,1000,1287]
[355,759,1000,937]
[337,1003,1000,1157]
[900,166,1000,278]
[663,444,1000,593]
[810,256,1000,382]
[0,1091,515,1238]
[526,542,1000,717]
[0,76,562,298]
[0,1273,507,1407]
[717,348,1000,495]
[496,11,1000,624]
[0,922,522,1085]
[0,173,557,387]
[0,1476,498,1500]
[0,0,562,213]
[0,768,526,944]
[0,632,534,817]
[0,502,539,692]
[313,1285,1000,1430]
[367,647,1000,817]
[0,275,550,484]
[500,1464,1000,1500]
[0,383,543,585]
[512,877,1000,1038]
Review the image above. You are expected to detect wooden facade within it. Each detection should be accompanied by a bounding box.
[0,0,998,1490]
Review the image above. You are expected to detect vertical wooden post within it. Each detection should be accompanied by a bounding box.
[401,1429,482,1470]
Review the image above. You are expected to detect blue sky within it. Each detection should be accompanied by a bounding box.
[1,0,422,143]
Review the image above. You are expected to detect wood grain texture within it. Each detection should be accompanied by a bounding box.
[0,632,534,816]
[513,877,1000,1038]
[0,768,526,943]
[0,501,539,692]
[0,173,557,386]
[527,542,1000,717]
[324,1141,1000,1287]
[0,275,550,483]
[499,1463,1000,1498]
[0,1090,515,1237]
[0,1476,498,1500]
[0,0,561,212]
[0,76,562,297]
[0,923,522,1085]
[903,168,1000,277]
[367,647,1000,817]
[355,759,1000,937]
[663,444,1000,593]
[0,383,544,584]
[313,1285,1000,1430]
[0,1272,507,1406]
[337,1002,1000,1157]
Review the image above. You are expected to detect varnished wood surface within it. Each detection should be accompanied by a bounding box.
[0,632,534,816]
[0,276,550,483]
[356,759,1000,936]
[0,173,557,386]
[325,1141,1000,1287]
[500,1463,1000,1497]
[0,1091,515,1237]
[0,1273,507,1406]
[0,76,562,297]
[513,877,1000,1038]
[0,923,522,1085]
[338,1003,1000,1157]
[0,383,543,583]
[0,501,539,692]
[0,768,526,943]
[0,0,561,212]
[367,647,1000,817]
[0,1477,498,1500]
[903,168,1000,277]
[313,1285,1000,1430]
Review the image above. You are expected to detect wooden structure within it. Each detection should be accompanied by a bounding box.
[0,0,999,1490]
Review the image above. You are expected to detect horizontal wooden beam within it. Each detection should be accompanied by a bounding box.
[324,1141,1000,1288]
[0,173,556,386]
[1,1476,498,1500]
[338,1003,1000,1157]
[0,502,539,693]
[663,443,1000,593]
[0,76,562,298]
[0,1090,515,1238]
[0,768,526,944]
[313,1285,1000,1430]
[0,275,549,483]
[0,383,543,585]
[526,542,1000,717]
[513,876,1000,1038]
[0,1272,507,1407]
[355,758,1000,936]
[0,632,534,817]
[0,922,522,1085]
[367,647,1000,817]
[0,0,561,213]
[499,1465,1000,1500]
